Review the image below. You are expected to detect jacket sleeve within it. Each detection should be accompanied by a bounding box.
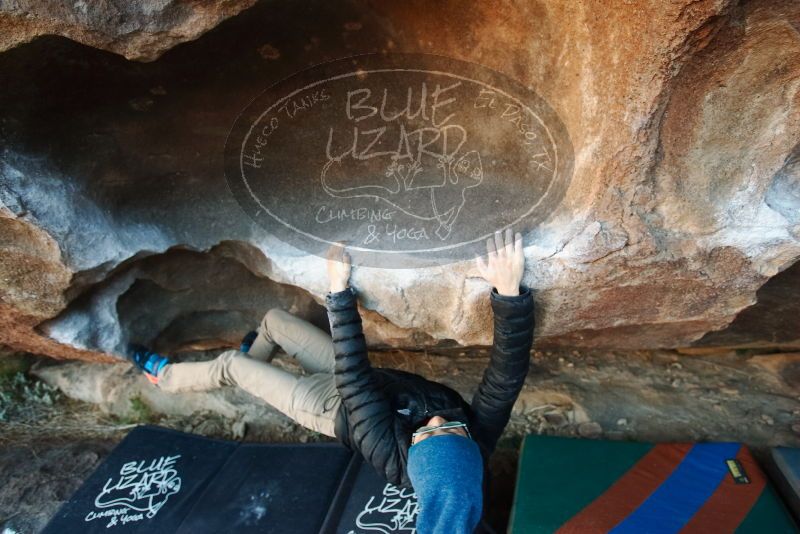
[325,286,404,485]
[470,285,534,454]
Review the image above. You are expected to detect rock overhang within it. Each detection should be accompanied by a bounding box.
[0,0,797,360]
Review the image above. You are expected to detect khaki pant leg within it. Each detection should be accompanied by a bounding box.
[247,314,277,362]
[157,350,297,416]
[157,350,340,437]
[287,373,341,438]
[252,308,335,374]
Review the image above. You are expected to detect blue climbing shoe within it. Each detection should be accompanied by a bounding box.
[127,344,170,384]
[240,330,258,353]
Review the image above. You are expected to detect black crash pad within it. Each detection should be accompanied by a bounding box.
[322,453,419,533]
[43,425,419,533]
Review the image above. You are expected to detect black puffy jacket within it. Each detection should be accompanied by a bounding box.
[326,284,535,489]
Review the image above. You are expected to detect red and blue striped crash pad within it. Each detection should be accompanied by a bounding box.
[509,435,797,533]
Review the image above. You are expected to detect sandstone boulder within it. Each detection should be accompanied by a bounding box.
[0,0,798,360]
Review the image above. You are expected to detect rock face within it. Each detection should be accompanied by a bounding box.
[697,260,800,348]
[0,0,798,361]
[0,0,257,62]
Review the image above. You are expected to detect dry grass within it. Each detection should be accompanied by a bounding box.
[0,372,135,446]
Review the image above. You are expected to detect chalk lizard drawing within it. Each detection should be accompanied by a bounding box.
[321,125,484,240]
[93,455,182,519]
[349,482,418,533]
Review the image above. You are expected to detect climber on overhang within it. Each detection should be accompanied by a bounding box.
[127,227,534,534]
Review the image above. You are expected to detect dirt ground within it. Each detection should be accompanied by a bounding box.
[1,346,799,533]
[0,435,117,533]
